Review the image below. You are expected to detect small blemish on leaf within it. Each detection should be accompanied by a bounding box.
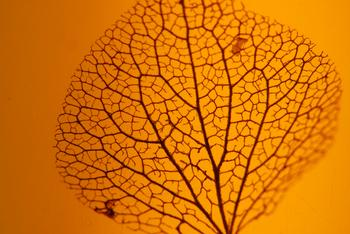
[232,37,248,54]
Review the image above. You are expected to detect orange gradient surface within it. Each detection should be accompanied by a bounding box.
[0,0,349,234]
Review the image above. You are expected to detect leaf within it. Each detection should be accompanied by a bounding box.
[55,0,342,233]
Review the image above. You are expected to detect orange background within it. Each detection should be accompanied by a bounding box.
[0,0,349,233]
